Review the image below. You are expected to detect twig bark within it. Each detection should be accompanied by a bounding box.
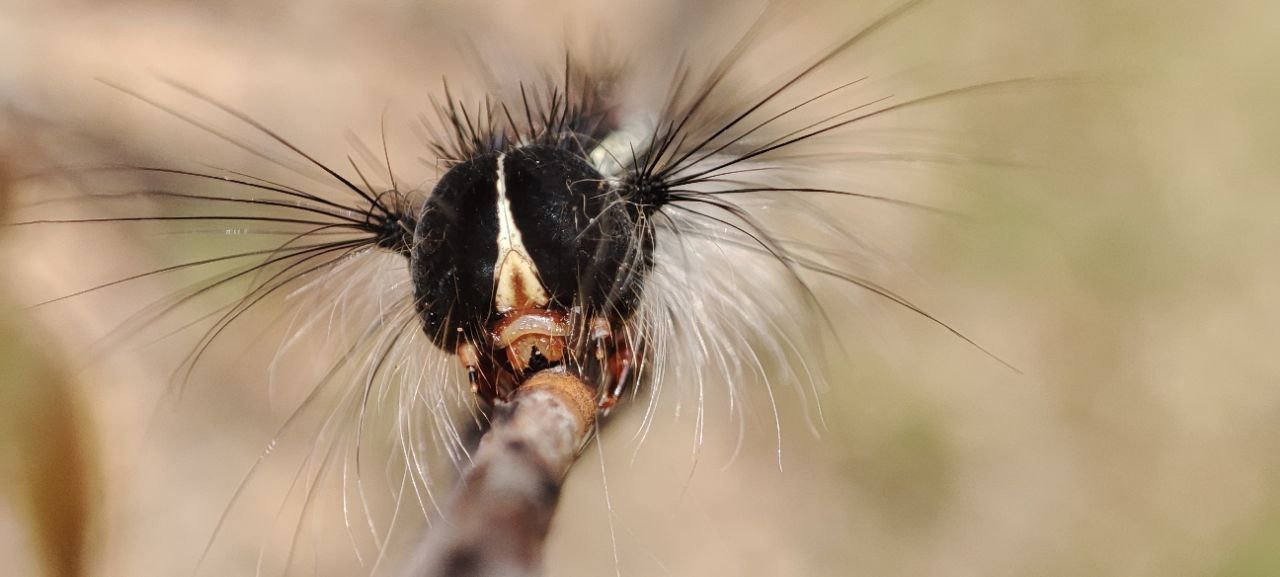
[401,370,598,577]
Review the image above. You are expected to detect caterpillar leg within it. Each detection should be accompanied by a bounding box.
[589,317,634,413]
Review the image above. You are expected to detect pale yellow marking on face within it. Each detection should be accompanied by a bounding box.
[493,153,550,312]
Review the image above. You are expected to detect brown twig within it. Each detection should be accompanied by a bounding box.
[400,370,599,577]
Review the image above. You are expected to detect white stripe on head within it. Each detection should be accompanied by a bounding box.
[493,152,551,312]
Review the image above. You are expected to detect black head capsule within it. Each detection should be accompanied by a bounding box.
[410,144,650,405]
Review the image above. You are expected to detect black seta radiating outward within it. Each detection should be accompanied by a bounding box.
[6,0,1037,573]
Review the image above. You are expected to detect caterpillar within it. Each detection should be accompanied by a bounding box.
[4,0,1060,575]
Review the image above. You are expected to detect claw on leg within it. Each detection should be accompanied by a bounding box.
[598,331,634,413]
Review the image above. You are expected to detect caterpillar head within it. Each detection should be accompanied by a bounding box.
[410,144,651,404]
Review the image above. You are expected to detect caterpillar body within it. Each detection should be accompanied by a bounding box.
[4,0,1055,575]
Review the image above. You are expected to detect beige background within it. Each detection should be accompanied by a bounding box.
[2,1,1279,576]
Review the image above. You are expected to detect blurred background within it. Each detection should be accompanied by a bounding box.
[2,1,1279,576]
